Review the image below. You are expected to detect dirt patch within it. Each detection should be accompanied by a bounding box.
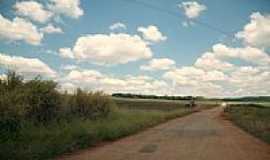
[139,144,158,153]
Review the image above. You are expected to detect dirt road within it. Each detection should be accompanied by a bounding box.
[58,107,270,160]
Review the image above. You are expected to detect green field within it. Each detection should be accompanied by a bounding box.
[225,104,270,144]
[114,97,219,111]
[225,101,270,107]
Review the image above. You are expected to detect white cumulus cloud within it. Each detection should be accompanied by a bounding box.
[14,1,53,23]
[195,43,270,72]
[163,67,225,97]
[60,69,169,95]
[109,22,127,30]
[59,48,75,59]
[59,33,152,65]
[212,43,270,66]
[61,65,79,71]
[137,25,167,43]
[49,0,84,19]
[140,58,175,71]
[163,67,227,86]
[236,12,270,49]
[195,52,235,72]
[166,41,270,97]
[228,66,270,96]
[179,1,207,19]
[0,14,43,45]
[0,53,56,78]
[40,24,63,34]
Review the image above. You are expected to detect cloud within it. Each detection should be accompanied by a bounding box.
[140,58,175,71]
[179,1,207,19]
[14,1,53,23]
[0,14,43,45]
[0,53,56,78]
[195,52,235,71]
[60,69,169,95]
[163,67,227,85]
[61,65,79,71]
[40,24,63,34]
[57,39,270,96]
[236,12,270,49]
[195,43,270,72]
[59,48,75,59]
[228,66,270,96]
[59,33,152,65]
[164,40,270,97]
[137,25,167,43]
[212,43,270,66]
[49,0,84,19]
[163,67,225,96]
[14,0,84,23]
[65,69,103,83]
[109,22,127,30]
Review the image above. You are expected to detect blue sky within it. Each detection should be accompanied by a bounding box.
[0,0,270,97]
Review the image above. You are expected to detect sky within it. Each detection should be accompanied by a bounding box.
[0,0,270,97]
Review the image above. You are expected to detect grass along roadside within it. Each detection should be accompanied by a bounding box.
[224,104,270,144]
[1,106,194,160]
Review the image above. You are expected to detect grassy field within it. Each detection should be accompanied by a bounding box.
[1,98,200,160]
[225,104,270,144]
[225,101,270,107]
[114,97,219,111]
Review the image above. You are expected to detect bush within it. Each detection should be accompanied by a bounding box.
[0,72,26,136]
[0,71,117,159]
[70,89,115,119]
[0,71,115,127]
[0,72,61,125]
[0,94,25,138]
[24,78,61,123]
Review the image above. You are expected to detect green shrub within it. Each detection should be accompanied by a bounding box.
[0,72,26,136]
[23,78,61,123]
[70,89,115,119]
[0,72,62,126]
[0,71,115,127]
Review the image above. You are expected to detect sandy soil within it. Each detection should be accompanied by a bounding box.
[57,107,270,160]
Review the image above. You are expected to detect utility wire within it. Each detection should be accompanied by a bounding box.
[0,0,236,38]
[120,0,235,37]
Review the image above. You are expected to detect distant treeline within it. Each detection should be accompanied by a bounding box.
[222,96,270,102]
[112,93,270,102]
[112,93,206,101]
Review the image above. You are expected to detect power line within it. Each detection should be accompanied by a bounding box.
[0,0,236,38]
[120,0,235,37]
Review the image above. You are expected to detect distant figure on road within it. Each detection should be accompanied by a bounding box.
[190,98,196,108]
[185,97,196,108]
